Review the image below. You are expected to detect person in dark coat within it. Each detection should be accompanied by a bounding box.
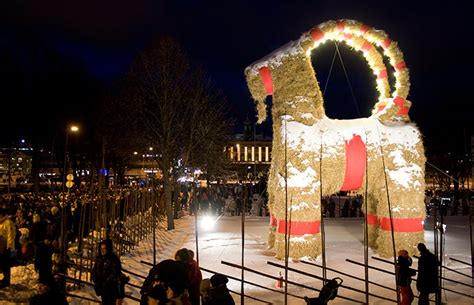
[92,239,124,305]
[206,274,234,305]
[175,249,202,305]
[35,239,54,285]
[397,249,416,305]
[416,243,439,305]
[140,259,188,305]
[30,213,46,243]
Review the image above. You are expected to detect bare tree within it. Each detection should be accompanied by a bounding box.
[123,37,231,230]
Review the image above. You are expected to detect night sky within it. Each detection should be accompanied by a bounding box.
[0,1,470,153]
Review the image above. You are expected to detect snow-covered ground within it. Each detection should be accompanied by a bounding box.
[2,215,473,304]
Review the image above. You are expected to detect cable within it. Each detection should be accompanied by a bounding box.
[322,42,339,97]
[334,42,362,117]
[426,160,462,184]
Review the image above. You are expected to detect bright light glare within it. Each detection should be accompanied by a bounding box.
[200,215,216,231]
[70,126,79,132]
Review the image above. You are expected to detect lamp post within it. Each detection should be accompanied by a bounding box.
[62,125,79,192]
[60,124,79,259]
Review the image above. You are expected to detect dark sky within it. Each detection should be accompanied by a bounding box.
[0,0,470,152]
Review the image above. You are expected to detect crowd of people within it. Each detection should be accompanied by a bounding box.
[191,185,267,217]
[322,196,363,218]
[0,184,448,305]
[0,186,160,303]
[98,245,234,305]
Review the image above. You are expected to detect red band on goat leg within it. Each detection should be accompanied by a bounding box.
[379,217,423,232]
[276,219,320,235]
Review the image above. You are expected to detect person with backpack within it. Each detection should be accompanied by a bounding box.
[416,243,440,305]
[397,249,416,305]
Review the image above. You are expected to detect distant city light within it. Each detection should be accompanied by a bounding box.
[20,139,25,144]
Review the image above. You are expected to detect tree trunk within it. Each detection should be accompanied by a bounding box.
[163,155,175,230]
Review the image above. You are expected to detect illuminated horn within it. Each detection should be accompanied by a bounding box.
[305,19,411,120]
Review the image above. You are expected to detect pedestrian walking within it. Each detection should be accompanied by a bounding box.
[416,243,439,305]
[397,249,416,305]
[92,239,125,305]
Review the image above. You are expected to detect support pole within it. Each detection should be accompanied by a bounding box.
[469,197,474,286]
[153,192,156,266]
[241,182,246,305]
[195,191,199,266]
[319,133,327,283]
[377,132,400,304]
[364,133,370,305]
[283,111,289,305]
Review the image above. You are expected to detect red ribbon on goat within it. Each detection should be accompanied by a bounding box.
[340,134,366,191]
[259,67,273,96]
[366,213,423,232]
[276,219,320,235]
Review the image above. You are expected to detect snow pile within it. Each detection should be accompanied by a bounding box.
[0,264,40,304]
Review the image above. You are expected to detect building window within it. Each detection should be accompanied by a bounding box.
[265,146,269,162]
[258,146,262,162]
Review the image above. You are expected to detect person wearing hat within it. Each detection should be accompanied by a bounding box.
[205,274,234,305]
[0,208,16,288]
[397,249,416,305]
[416,243,440,305]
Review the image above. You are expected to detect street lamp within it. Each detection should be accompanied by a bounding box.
[60,124,79,259]
[62,125,79,192]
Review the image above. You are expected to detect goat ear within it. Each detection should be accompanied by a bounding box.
[245,67,273,123]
